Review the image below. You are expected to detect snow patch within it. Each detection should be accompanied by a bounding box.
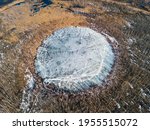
[139,105,142,112]
[128,38,136,45]
[128,82,133,89]
[35,27,115,91]
[0,53,4,67]
[126,22,132,28]
[140,88,147,97]
[116,103,121,109]
[20,68,35,112]
[24,68,35,90]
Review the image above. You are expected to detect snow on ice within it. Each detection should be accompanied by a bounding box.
[35,27,115,91]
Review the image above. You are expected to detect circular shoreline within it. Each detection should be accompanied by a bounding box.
[35,27,116,91]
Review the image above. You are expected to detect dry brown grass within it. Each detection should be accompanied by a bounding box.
[0,0,150,113]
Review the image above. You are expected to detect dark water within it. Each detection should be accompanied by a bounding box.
[31,0,53,13]
[0,0,14,6]
[42,0,52,6]
[0,0,52,7]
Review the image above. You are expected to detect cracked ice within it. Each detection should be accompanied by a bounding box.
[35,27,115,91]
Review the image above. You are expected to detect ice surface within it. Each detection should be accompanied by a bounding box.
[35,27,115,91]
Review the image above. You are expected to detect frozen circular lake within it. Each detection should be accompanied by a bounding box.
[35,27,115,91]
